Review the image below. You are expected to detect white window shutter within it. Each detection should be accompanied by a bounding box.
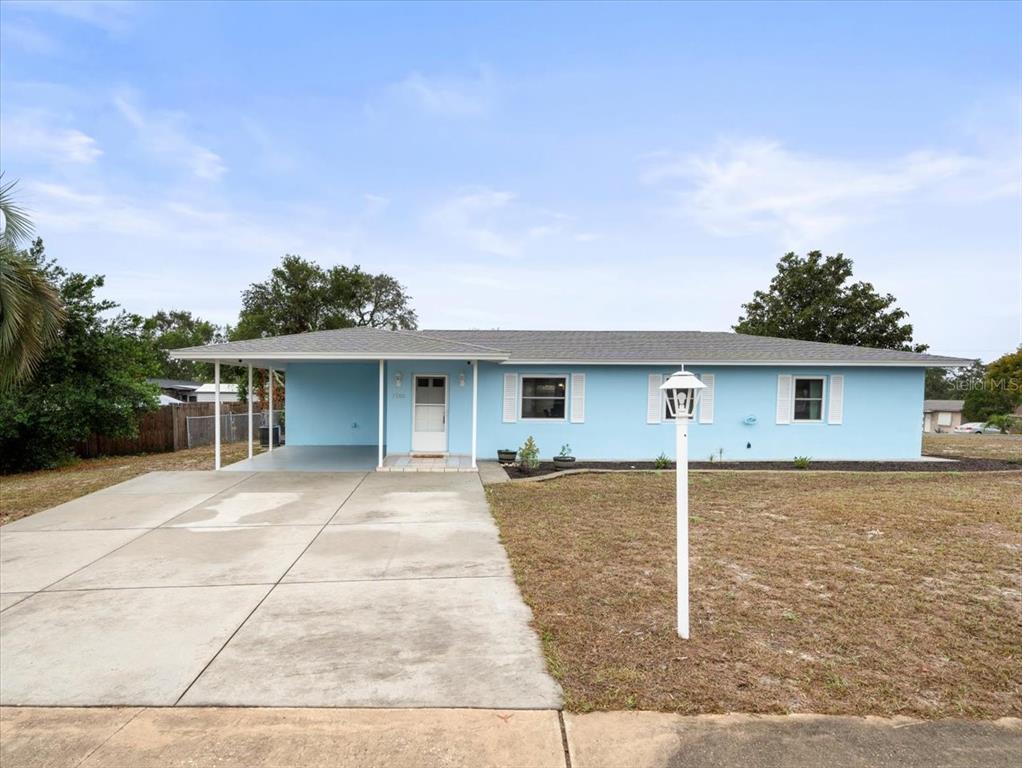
[647,374,663,424]
[502,373,517,423]
[776,374,793,424]
[698,373,715,424]
[570,373,586,423]
[828,375,844,425]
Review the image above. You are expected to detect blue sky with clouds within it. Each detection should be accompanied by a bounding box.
[2,0,1019,360]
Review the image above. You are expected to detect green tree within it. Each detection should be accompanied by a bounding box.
[734,251,926,351]
[963,347,1022,422]
[0,177,65,388]
[0,244,160,472]
[926,362,985,400]
[232,254,417,341]
[143,310,223,381]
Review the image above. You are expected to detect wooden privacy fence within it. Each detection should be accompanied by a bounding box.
[76,401,250,458]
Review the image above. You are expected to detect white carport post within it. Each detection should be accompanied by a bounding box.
[377,359,385,469]
[213,360,221,470]
[268,367,274,453]
[247,364,253,459]
[471,360,478,469]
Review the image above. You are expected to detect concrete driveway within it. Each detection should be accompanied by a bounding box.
[0,470,561,709]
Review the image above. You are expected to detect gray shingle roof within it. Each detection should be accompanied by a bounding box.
[420,330,974,366]
[923,399,965,412]
[169,327,974,366]
[169,326,508,360]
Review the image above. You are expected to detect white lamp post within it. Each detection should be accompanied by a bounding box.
[660,369,706,639]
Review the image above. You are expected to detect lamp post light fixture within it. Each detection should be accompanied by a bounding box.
[659,369,706,639]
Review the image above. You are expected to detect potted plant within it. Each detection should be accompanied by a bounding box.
[553,443,576,471]
[497,448,517,463]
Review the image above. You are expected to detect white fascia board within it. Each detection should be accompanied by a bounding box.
[498,359,974,367]
[168,351,509,362]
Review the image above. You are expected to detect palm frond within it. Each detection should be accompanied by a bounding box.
[0,174,35,249]
[0,177,64,388]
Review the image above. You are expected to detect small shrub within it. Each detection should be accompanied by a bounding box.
[793,455,812,469]
[518,436,540,472]
[654,452,670,469]
[558,443,573,458]
[984,414,1017,434]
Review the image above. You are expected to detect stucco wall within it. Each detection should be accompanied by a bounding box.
[286,360,925,461]
[473,363,924,461]
[285,362,379,446]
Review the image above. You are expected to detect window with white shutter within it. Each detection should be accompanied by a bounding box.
[647,373,663,424]
[502,373,517,423]
[776,374,793,424]
[570,373,586,423]
[698,373,715,424]
[828,375,844,425]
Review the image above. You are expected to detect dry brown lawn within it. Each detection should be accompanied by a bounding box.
[0,443,263,525]
[488,471,1022,718]
[924,433,1022,461]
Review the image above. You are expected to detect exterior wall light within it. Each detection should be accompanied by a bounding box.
[394,372,402,388]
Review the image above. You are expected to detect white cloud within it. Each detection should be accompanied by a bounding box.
[1,111,102,163]
[113,90,226,180]
[423,189,598,256]
[362,193,390,217]
[6,1,139,34]
[1,21,61,54]
[424,188,519,256]
[389,68,495,117]
[644,139,1018,243]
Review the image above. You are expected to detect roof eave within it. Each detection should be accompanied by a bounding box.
[168,350,510,362]
[497,358,975,367]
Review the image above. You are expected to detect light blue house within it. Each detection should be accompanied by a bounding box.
[170,328,971,470]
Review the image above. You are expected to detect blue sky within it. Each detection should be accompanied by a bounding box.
[2,0,1020,360]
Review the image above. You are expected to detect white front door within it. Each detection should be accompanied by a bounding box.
[412,375,448,452]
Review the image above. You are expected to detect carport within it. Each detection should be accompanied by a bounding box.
[169,328,510,473]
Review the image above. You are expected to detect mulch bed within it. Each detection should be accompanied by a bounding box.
[502,455,1021,478]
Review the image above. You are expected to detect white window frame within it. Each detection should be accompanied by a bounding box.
[791,376,826,423]
[936,411,952,427]
[519,373,568,422]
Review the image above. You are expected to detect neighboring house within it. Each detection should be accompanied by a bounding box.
[158,394,184,406]
[170,327,972,463]
[194,382,241,403]
[922,399,964,433]
[147,378,202,402]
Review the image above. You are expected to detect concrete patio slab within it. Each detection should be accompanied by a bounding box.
[564,712,1022,768]
[179,578,562,709]
[50,526,320,590]
[95,470,251,495]
[165,488,350,528]
[0,706,144,768]
[0,593,31,611]
[0,585,269,706]
[222,445,377,472]
[2,492,217,532]
[0,529,145,593]
[283,521,509,582]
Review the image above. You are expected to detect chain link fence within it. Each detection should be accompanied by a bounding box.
[186,411,282,449]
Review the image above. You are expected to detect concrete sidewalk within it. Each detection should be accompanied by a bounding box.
[2,707,1019,768]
